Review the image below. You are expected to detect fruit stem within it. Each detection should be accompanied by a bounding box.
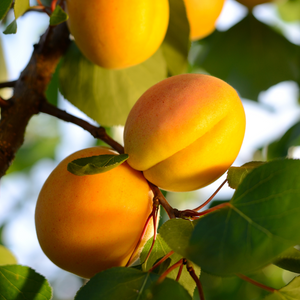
[187,262,205,300]
[148,182,177,219]
[157,258,184,284]
[148,250,174,273]
[193,179,228,211]
[176,258,186,281]
[236,273,277,293]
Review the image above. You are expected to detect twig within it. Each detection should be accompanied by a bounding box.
[176,259,185,281]
[148,250,174,273]
[157,258,184,283]
[39,101,124,154]
[148,182,178,219]
[0,97,12,108]
[236,273,277,293]
[0,80,17,89]
[193,179,228,211]
[187,262,205,300]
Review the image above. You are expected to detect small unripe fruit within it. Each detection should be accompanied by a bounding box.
[183,0,225,40]
[35,147,153,278]
[65,0,169,69]
[124,74,246,192]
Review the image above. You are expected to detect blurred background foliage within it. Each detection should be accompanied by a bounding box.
[0,0,300,299]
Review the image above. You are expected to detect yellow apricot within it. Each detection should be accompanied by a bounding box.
[235,0,272,9]
[124,74,246,192]
[183,0,225,41]
[65,0,169,69]
[35,147,154,278]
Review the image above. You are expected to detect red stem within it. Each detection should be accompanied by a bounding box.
[187,263,205,300]
[236,273,277,293]
[176,261,185,281]
[148,250,174,273]
[157,259,184,283]
[51,0,58,11]
[193,179,228,211]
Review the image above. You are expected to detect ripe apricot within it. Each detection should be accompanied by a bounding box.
[183,0,225,40]
[235,0,272,9]
[35,147,154,278]
[65,0,169,69]
[124,74,246,192]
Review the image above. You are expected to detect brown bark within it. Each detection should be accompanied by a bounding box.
[0,22,71,178]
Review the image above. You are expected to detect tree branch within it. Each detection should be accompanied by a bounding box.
[0,80,17,89]
[0,22,71,178]
[39,101,124,154]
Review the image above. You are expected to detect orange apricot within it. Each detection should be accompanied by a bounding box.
[65,0,169,69]
[183,0,226,40]
[124,74,246,192]
[35,147,154,278]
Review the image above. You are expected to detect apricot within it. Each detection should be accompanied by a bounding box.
[124,74,246,192]
[235,0,272,9]
[183,0,225,40]
[35,147,154,278]
[65,0,169,69]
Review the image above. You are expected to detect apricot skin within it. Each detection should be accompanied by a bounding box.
[183,0,225,40]
[124,74,246,192]
[65,0,169,69]
[35,147,153,278]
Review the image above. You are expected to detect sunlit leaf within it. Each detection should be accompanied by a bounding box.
[67,154,129,176]
[0,265,52,300]
[59,42,167,126]
[273,247,300,273]
[192,14,300,100]
[49,5,68,26]
[227,161,266,189]
[187,159,300,276]
[0,246,17,265]
[263,276,300,300]
[161,0,190,75]
[277,0,300,22]
[14,0,29,19]
[140,234,200,297]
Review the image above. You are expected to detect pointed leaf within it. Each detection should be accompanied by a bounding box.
[227,161,266,189]
[273,247,300,273]
[0,0,13,20]
[264,276,300,300]
[187,159,300,276]
[192,14,300,100]
[161,0,190,75]
[14,0,29,19]
[59,42,167,126]
[0,246,17,265]
[140,234,200,297]
[3,19,17,34]
[0,265,52,300]
[75,267,191,300]
[49,5,68,26]
[67,154,129,176]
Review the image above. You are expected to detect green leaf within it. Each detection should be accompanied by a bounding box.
[0,35,10,99]
[263,276,300,300]
[161,0,190,75]
[0,265,52,300]
[59,42,167,126]
[227,161,266,189]
[140,234,200,297]
[3,19,17,34]
[277,0,300,22]
[273,247,300,273]
[159,219,196,258]
[49,5,68,26]
[45,59,61,106]
[187,159,300,276]
[192,14,300,100]
[14,0,29,19]
[0,246,17,265]
[0,0,13,20]
[75,267,191,300]
[67,154,129,176]
[267,121,300,160]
